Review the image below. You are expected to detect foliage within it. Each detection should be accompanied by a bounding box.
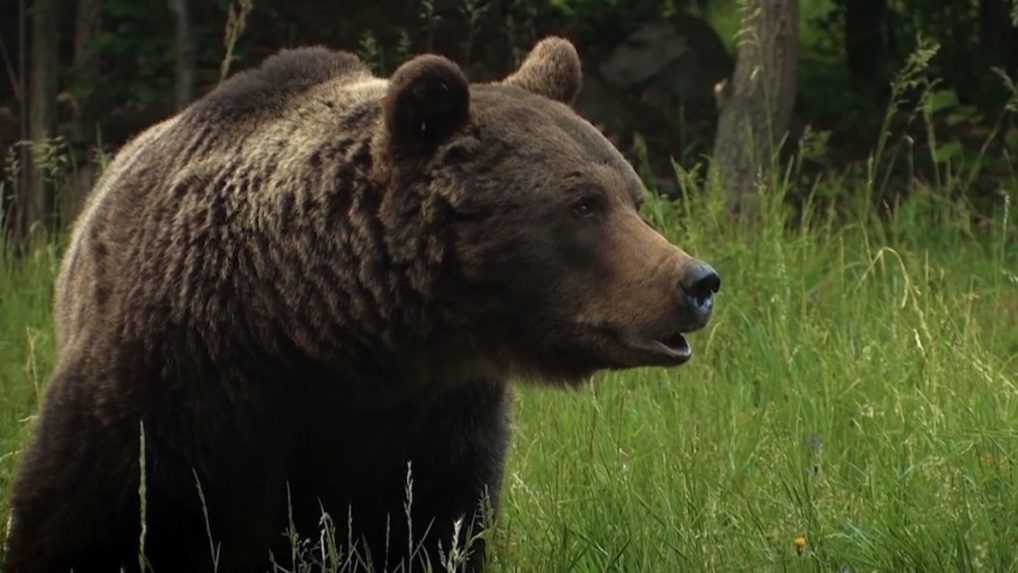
[91,1,202,109]
[820,0,1018,109]
[541,0,685,44]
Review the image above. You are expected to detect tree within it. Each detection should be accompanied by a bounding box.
[71,0,103,144]
[710,0,798,213]
[845,0,886,81]
[5,0,31,247]
[28,0,58,232]
[169,0,194,110]
[62,0,104,219]
[980,0,1017,77]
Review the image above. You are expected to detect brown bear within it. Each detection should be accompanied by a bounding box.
[4,37,719,572]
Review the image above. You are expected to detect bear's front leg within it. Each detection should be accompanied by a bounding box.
[5,360,297,573]
[399,380,511,572]
[291,379,512,573]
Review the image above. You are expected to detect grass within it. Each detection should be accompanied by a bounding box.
[0,239,59,525]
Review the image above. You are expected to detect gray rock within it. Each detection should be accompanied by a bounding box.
[599,15,734,112]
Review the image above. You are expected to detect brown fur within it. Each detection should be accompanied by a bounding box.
[505,36,583,105]
[5,37,718,573]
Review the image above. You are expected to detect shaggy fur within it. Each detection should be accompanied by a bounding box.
[5,38,717,573]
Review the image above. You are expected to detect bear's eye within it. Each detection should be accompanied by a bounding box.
[571,196,600,218]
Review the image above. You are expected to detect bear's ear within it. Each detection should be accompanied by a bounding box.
[383,54,470,149]
[504,37,582,106]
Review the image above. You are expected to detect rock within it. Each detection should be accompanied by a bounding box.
[571,14,733,197]
[599,15,734,113]
[599,20,691,89]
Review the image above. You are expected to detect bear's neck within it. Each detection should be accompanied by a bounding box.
[137,111,485,391]
[218,137,462,381]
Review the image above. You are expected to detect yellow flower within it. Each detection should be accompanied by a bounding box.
[794,535,808,555]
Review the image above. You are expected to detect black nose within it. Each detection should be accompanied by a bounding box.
[680,261,721,302]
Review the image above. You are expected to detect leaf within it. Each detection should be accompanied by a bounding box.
[1006,129,1018,151]
[933,140,964,164]
[945,106,981,126]
[925,89,959,115]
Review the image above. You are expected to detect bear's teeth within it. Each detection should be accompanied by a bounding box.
[662,333,689,353]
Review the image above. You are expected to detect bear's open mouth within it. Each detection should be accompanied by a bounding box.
[660,332,691,355]
[612,329,693,368]
[647,331,692,364]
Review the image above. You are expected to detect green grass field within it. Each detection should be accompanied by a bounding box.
[2,169,1016,571]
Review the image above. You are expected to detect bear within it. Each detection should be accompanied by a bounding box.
[4,37,720,573]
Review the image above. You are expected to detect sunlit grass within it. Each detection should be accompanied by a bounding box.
[0,238,60,530]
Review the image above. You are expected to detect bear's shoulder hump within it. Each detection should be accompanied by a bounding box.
[188,46,371,120]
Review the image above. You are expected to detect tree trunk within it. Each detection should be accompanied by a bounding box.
[71,0,102,144]
[65,0,103,221]
[845,0,886,80]
[169,0,194,111]
[980,0,1017,76]
[711,0,798,213]
[5,0,31,248]
[28,0,59,234]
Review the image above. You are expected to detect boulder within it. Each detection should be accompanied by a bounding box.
[599,15,734,113]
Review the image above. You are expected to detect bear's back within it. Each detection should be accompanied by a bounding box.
[54,47,382,355]
[187,46,374,122]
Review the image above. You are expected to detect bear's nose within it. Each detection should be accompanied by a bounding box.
[679,261,721,306]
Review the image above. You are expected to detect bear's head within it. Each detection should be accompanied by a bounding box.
[377,38,720,384]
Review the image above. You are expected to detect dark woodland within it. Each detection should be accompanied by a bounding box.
[1,0,1016,244]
